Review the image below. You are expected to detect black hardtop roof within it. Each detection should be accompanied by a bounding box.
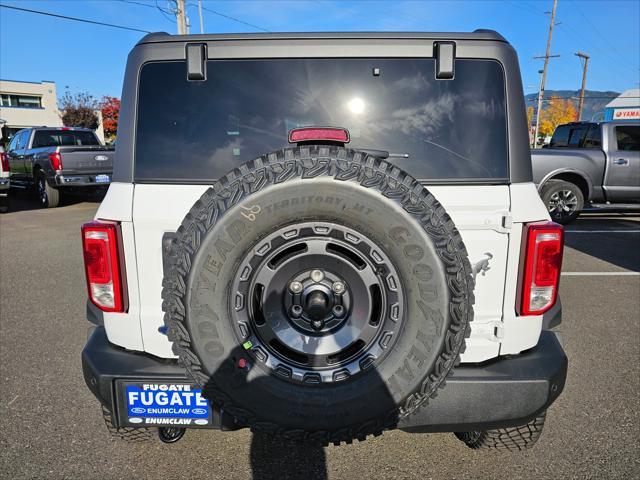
[137,29,507,45]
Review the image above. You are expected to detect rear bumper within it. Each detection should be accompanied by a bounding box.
[82,327,567,432]
[54,173,111,187]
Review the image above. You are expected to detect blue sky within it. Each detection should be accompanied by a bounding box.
[1,0,638,99]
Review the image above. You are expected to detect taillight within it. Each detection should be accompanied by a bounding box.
[81,221,127,312]
[49,152,63,171]
[0,152,8,172]
[288,127,350,144]
[518,221,564,315]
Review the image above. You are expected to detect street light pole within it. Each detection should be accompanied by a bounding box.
[533,0,559,148]
[575,52,590,121]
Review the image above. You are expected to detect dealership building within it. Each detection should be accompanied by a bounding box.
[603,89,640,122]
[0,79,104,145]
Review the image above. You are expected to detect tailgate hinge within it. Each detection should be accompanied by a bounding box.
[484,321,505,342]
[502,213,513,230]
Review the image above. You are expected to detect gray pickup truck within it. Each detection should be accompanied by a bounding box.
[6,127,114,208]
[531,121,640,223]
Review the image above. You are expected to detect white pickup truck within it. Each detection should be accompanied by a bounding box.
[81,30,567,450]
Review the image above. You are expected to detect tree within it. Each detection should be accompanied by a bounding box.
[538,97,578,137]
[59,90,99,130]
[100,96,120,140]
[526,106,534,127]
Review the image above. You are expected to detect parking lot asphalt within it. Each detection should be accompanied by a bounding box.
[1,192,638,480]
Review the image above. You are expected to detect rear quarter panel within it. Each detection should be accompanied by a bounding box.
[531,148,605,198]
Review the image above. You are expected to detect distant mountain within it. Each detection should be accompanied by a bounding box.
[524,90,620,122]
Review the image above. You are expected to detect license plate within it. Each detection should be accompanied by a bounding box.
[121,382,211,427]
[95,174,110,183]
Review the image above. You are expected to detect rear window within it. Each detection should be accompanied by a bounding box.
[549,124,591,148]
[615,126,640,151]
[32,130,99,148]
[135,58,508,182]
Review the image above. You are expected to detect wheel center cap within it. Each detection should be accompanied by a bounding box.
[305,290,330,322]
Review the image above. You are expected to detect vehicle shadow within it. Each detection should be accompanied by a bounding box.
[5,188,105,213]
[202,344,399,480]
[565,214,640,272]
[249,432,327,480]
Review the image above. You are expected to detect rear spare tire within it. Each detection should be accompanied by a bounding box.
[162,146,475,444]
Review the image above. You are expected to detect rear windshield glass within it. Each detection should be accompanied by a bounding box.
[549,123,599,148]
[32,130,99,148]
[135,58,508,182]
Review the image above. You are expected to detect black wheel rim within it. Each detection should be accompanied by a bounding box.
[37,177,47,205]
[231,222,404,384]
[548,189,578,220]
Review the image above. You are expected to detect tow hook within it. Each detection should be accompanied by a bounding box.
[158,427,186,444]
[472,252,493,279]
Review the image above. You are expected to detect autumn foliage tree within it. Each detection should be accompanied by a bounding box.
[526,106,534,127]
[59,90,99,129]
[538,96,578,137]
[100,96,120,140]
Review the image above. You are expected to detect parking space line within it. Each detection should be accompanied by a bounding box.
[561,272,640,276]
[565,230,640,233]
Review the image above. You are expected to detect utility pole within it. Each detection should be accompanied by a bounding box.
[533,0,559,148]
[198,0,204,34]
[575,51,590,121]
[175,0,187,35]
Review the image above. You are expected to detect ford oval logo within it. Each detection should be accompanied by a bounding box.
[192,408,207,415]
[131,407,146,414]
[94,155,109,161]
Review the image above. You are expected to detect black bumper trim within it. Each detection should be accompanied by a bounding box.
[82,327,567,432]
[542,297,562,330]
[399,331,567,432]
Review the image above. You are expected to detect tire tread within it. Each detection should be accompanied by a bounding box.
[162,146,476,445]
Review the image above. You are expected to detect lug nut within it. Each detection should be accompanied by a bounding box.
[289,281,303,294]
[331,281,346,295]
[290,305,303,318]
[311,270,324,283]
[311,319,324,330]
[332,305,345,318]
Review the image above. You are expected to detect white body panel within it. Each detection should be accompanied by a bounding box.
[94,183,143,350]
[95,181,551,362]
[500,183,550,354]
[133,184,210,357]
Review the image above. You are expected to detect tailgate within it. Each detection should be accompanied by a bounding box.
[59,147,113,173]
[131,184,512,361]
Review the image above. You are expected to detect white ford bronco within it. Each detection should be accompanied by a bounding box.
[81,31,567,449]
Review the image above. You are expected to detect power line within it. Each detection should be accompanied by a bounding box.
[118,0,156,8]
[573,1,629,67]
[514,1,636,80]
[114,0,175,23]
[0,4,150,33]
[200,5,269,32]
